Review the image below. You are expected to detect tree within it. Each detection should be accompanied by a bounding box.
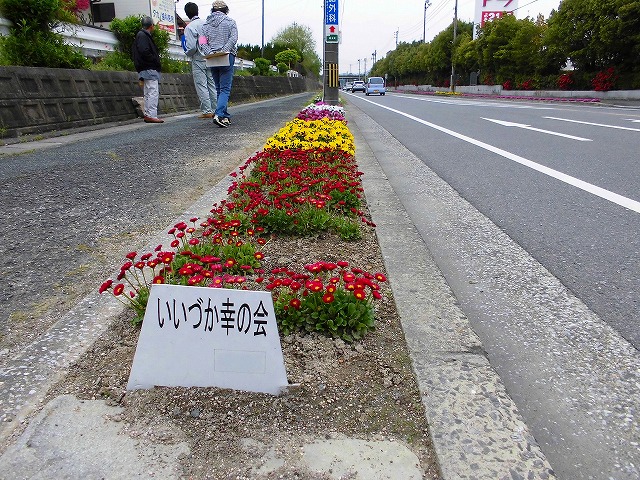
[475,15,544,84]
[253,57,272,76]
[544,0,640,75]
[271,23,321,77]
[274,49,301,69]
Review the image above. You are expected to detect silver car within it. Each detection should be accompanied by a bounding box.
[351,81,365,92]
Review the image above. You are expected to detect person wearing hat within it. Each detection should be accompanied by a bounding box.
[183,2,217,119]
[200,0,238,128]
[132,16,164,123]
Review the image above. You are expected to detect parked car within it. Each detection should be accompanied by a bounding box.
[351,80,365,92]
[365,77,386,95]
[344,82,353,91]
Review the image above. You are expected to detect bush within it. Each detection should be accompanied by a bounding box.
[0,0,88,68]
[0,26,90,68]
[557,73,574,90]
[109,15,170,59]
[592,67,618,91]
[92,51,134,71]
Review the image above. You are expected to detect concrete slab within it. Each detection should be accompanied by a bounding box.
[0,395,189,479]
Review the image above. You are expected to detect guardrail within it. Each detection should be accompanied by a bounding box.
[0,17,255,69]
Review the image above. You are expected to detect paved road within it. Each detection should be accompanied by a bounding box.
[345,92,640,480]
[0,93,314,359]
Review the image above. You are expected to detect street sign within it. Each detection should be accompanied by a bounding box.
[325,0,339,25]
[325,25,339,43]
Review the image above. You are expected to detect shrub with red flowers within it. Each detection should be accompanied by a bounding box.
[517,79,535,91]
[99,217,269,324]
[591,68,618,92]
[557,73,574,90]
[502,79,513,90]
[99,102,388,340]
[265,261,387,342]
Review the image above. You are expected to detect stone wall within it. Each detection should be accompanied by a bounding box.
[0,66,319,138]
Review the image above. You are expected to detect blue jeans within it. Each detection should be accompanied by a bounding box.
[210,54,234,119]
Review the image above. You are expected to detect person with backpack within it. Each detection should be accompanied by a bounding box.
[183,2,217,119]
[132,16,163,123]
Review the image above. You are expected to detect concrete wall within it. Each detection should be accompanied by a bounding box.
[0,66,319,138]
[394,83,640,101]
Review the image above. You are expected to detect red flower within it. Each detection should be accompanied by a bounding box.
[113,283,125,296]
[188,274,205,285]
[353,289,366,300]
[374,272,387,282]
[289,298,301,309]
[254,252,264,260]
[322,293,335,303]
[98,279,113,293]
[120,261,133,272]
[188,238,200,246]
[126,252,137,260]
[372,290,382,300]
[135,261,145,270]
[152,275,165,284]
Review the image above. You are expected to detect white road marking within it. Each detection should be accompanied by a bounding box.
[544,116,640,132]
[355,97,640,214]
[483,118,592,141]
[391,93,555,110]
[624,119,640,123]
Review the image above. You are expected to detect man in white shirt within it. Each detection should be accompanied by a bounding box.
[183,2,217,119]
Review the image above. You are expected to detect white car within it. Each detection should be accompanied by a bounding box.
[351,81,365,92]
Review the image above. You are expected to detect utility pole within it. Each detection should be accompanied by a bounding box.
[450,0,458,92]
[261,0,264,57]
[394,29,399,47]
[364,58,367,76]
[423,0,431,43]
[358,59,361,79]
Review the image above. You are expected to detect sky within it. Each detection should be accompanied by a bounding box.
[178,0,562,74]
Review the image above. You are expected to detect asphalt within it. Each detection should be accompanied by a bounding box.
[0,102,558,479]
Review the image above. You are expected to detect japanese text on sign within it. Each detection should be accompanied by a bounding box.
[325,0,339,25]
[157,296,269,336]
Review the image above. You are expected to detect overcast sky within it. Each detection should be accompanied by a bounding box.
[179,0,561,74]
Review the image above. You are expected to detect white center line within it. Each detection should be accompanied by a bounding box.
[544,116,640,132]
[483,117,592,141]
[356,97,640,214]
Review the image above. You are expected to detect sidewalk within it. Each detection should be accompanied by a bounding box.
[0,105,555,479]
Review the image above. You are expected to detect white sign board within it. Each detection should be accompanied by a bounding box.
[127,284,289,395]
[325,25,339,44]
[150,0,176,35]
[474,0,518,38]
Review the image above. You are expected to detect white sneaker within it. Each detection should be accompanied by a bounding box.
[213,115,227,128]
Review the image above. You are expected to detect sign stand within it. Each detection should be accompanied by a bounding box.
[127,284,289,395]
[323,0,339,105]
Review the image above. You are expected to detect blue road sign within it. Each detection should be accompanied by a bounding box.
[325,0,339,25]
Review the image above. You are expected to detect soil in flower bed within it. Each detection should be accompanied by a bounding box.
[46,225,441,479]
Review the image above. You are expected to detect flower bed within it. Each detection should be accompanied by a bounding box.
[100,101,386,342]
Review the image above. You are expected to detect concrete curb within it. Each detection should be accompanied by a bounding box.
[348,104,556,479]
